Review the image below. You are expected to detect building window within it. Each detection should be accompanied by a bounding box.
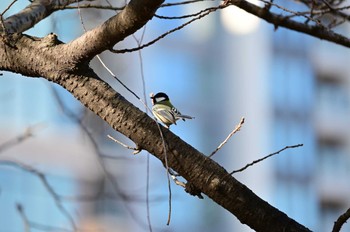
[317,137,349,177]
[316,73,350,115]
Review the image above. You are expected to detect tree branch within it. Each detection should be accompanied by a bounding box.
[227,0,350,48]
[0,126,37,153]
[209,117,245,158]
[332,207,350,232]
[1,160,76,230]
[16,204,30,232]
[66,0,164,60]
[229,144,304,174]
[2,0,78,34]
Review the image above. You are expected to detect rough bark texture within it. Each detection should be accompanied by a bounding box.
[0,0,322,231]
[3,0,77,34]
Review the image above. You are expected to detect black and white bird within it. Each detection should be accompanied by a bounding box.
[150,92,194,128]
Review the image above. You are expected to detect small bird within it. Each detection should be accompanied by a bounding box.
[150,92,194,128]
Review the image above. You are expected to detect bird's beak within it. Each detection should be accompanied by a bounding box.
[149,92,155,105]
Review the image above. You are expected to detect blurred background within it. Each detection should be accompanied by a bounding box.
[1,0,350,231]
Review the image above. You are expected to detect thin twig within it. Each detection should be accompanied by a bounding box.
[58,4,124,11]
[107,134,141,154]
[16,203,76,232]
[332,207,350,232]
[99,153,133,160]
[16,204,30,232]
[25,222,73,232]
[156,125,172,226]
[155,6,219,19]
[17,203,74,231]
[171,175,186,188]
[1,0,18,16]
[209,117,245,158]
[57,0,211,11]
[319,0,350,22]
[112,5,225,53]
[168,169,186,188]
[0,124,44,153]
[259,0,323,26]
[131,25,154,232]
[228,144,304,175]
[161,0,213,7]
[0,161,77,230]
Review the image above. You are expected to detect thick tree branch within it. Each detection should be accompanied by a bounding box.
[2,0,78,34]
[66,0,164,60]
[0,33,67,78]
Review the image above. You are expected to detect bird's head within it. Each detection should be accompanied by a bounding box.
[150,92,169,105]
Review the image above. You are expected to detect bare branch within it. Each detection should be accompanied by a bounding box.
[107,134,141,154]
[155,125,173,226]
[259,0,323,26]
[228,144,304,175]
[226,0,350,48]
[161,0,213,7]
[112,5,224,53]
[332,207,350,232]
[155,5,221,19]
[2,0,79,34]
[57,4,125,11]
[209,117,245,158]
[17,204,74,232]
[66,0,164,60]
[170,174,186,188]
[53,0,212,11]
[16,204,30,232]
[26,222,73,232]
[0,124,44,153]
[0,160,77,230]
[1,0,18,18]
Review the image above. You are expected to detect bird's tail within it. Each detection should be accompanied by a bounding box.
[179,114,195,121]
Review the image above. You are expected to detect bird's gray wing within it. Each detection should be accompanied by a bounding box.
[153,105,177,125]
